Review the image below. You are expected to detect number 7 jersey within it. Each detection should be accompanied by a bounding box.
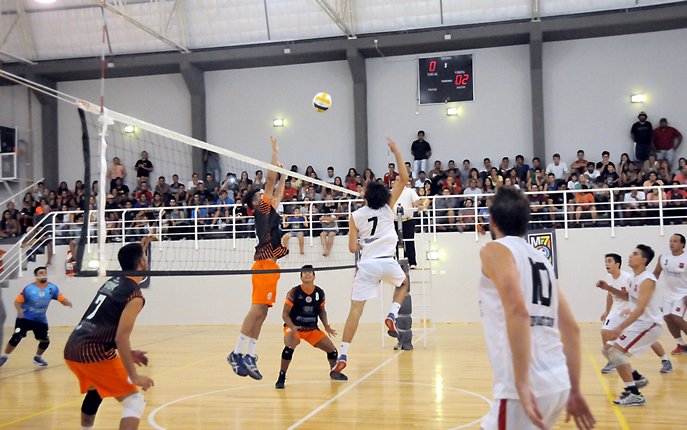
[352,204,398,260]
[64,277,144,363]
[478,236,570,399]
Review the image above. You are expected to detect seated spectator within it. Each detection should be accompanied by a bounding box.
[567,173,580,190]
[503,177,519,190]
[0,210,19,238]
[135,182,153,201]
[599,151,611,175]
[434,188,457,231]
[498,157,510,178]
[325,166,335,184]
[512,155,529,185]
[457,195,475,232]
[622,189,647,225]
[362,168,376,186]
[464,178,482,200]
[527,183,550,228]
[618,153,631,175]
[666,181,687,224]
[507,169,521,188]
[646,187,667,225]
[443,175,462,194]
[204,173,219,195]
[602,164,620,188]
[34,181,49,202]
[642,171,664,188]
[319,195,338,257]
[155,176,171,198]
[489,167,503,188]
[585,162,601,180]
[282,207,308,255]
[574,185,597,226]
[429,160,443,179]
[169,174,182,194]
[570,150,589,175]
[3,202,19,223]
[675,158,687,175]
[344,168,358,188]
[480,158,493,182]
[135,193,151,209]
[545,173,558,192]
[621,161,642,187]
[283,179,298,201]
[383,163,399,188]
[483,177,496,193]
[254,170,265,189]
[527,167,545,190]
[546,153,570,181]
[674,166,687,185]
[657,160,673,184]
[414,171,427,189]
[527,157,542,184]
[642,153,659,175]
[459,159,472,185]
[348,174,362,192]
[467,168,482,190]
[404,161,414,182]
[194,182,213,203]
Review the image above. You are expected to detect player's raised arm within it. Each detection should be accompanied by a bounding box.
[264,137,280,202]
[387,138,409,208]
[558,287,595,430]
[115,298,154,390]
[271,164,287,209]
[480,242,545,430]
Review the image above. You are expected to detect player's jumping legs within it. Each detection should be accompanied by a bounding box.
[335,300,366,372]
[386,276,410,338]
[315,336,348,381]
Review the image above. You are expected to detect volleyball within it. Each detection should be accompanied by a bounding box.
[313,92,332,112]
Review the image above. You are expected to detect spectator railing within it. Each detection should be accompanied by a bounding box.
[1,183,684,281]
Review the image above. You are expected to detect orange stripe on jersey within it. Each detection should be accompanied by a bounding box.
[320,300,326,308]
[285,299,294,307]
[57,294,66,302]
[15,293,25,303]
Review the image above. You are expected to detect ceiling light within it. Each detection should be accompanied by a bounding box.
[273,118,284,127]
[630,94,645,104]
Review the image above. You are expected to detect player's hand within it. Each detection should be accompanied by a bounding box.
[270,136,279,153]
[595,280,609,291]
[600,312,608,322]
[17,311,24,319]
[132,374,154,391]
[386,137,400,154]
[132,350,149,366]
[516,384,547,430]
[565,391,596,430]
[324,324,337,337]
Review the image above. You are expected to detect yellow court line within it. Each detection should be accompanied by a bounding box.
[0,354,218,428]
[586,352,631,430]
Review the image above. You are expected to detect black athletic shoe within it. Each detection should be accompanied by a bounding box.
[275,377,286,389]
[330,370,348,381]
[243,354,263,380]
[227,352,248,377]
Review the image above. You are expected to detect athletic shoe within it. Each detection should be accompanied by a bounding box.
[329,370,348,381]
[385,313,399,338]
[393,341,402,351]
[401,343,414,351]
[227,352,248,377]
[613,391,645,406]
[660,360,673,374]
[634,376,648,388]
[32,356,48,367]
[671,344,687,355]
[275,376,286,389]
[0,356,7,368]
[333,354,347,373]
[242,354,263,380]
[600,362,615,374]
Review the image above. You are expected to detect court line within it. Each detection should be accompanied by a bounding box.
[585,352,631,430]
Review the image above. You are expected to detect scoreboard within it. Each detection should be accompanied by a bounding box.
[418,54,474,105]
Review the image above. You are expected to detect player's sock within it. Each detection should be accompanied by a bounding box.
[624,381,639,395]
[676,337,686,346]
[279,370,286,378]
[81,426,94,430]
[660,355,668,362]
[340,342,350,356]
[247,337,257,357]
[389,302,402,318]
[234,334,248,354]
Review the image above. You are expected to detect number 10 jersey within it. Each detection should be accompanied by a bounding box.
[479,236,570,399]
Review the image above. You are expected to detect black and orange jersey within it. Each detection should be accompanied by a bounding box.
[285,285,325,331]
[254,194,288,261]
[64,276,144,363]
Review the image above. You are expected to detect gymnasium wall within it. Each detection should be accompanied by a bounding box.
[3,225,683,329]
[0,85,43,183]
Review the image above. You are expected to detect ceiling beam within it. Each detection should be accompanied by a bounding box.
[0,48,36,65]
[313,0,356,38]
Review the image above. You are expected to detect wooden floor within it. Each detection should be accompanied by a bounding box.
[0,323,685,429]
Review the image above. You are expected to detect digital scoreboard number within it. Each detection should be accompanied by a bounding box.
[418,54,474,105]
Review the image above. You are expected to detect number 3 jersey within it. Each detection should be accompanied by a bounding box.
[479,236,570,399]
[64,277,144,363]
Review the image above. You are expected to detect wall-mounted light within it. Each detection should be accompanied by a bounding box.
[446,107,458,116]
[273,118,284,127]
[630,94,645,104]
[123,125,135,134]
[426,250,440,261]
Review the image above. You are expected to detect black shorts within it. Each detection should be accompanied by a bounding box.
[14,318,49,340]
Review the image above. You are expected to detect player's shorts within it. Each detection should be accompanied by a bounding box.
[13,318,49,340]
[65,356,137,398]
[284,326,327,346]
[251,260,280,307]
[663,298,687,317]
[601,307,629,331]
[352,258,406,301]
[612,320,663,356]
[481,389,569,430]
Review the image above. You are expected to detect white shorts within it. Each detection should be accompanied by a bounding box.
[481,389,569,430]
[612,320,663,356]
[602,307,628,331]
[352,258,406,301]
[663,298,687,317]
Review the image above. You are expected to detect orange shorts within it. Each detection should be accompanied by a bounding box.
[65,357,137,398]
[252,260,280,306]
[284,326,327,346]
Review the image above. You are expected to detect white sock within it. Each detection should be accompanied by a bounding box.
[81,426,94,430]
[1,354,7,358]
[676,337,686,346]
[624,381,636,388]
[660,355,668,362]
[35,354,42,358]
[234,333,247,354]
[340,342,350,356]
[389,302,402,317]
[247,338,257,357]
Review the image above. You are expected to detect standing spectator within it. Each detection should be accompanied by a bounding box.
[134,150,154,184]
[410,130,431,179]
[631,111,653,163]
[325,166,336,184]
[108,157,127,191]
[429,160,443,179]
[459,159,472,186]
[204,150,222,183]
[546,153,570,182]
[393,179,421,268]
[652,118,682,168]
[383,163,399,188]
[570,150,589,175]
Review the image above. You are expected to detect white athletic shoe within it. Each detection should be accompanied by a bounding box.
[613,391,645,406]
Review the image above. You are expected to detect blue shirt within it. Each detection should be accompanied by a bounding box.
[17,282,63,324]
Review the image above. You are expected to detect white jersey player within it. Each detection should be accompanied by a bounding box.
[334,138,410,374]
[480,187,594,430]
[653,233,687,355]
[604,245,667,406]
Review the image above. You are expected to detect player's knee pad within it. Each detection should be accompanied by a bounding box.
[37,340,50,351]
[281,346,294,361]
[327,350,338,361]
[81,390,103,416]
[121,392,145,419]
[8,332,24,347]
[607,347,629,366]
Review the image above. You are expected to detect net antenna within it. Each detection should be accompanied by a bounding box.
[0,69,360,277]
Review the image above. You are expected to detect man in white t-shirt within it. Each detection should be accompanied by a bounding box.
[604,245,668,406]
[546,153,570,182]
[394,179,421,268]
[653,233,687,355]
[334,138,410,374]
[479,187,594,430]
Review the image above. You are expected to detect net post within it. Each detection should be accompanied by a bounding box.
[97,113,110,277]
